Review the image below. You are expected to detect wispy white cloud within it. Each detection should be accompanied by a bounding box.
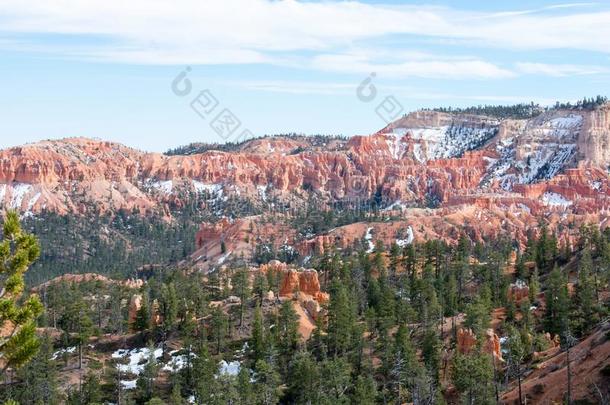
[0,0,609,79]
[516,62,610,77]
[231,79,565,106]
[234,80,354,95]
[310,52,515,79]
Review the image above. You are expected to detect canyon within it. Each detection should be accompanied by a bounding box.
[1,104,609,260]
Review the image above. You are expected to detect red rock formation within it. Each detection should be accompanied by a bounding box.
[279,268,328,303]
[32,273,144,293]
[128,294,142,330]
[1,106,608,257]
[507,280,530,304]
[456,328,478,355]
[457,328,504,362]
[484,328,504,362]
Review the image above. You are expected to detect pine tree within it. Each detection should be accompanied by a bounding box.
[0,211,43,375]
[327,281,353,356]
[170,382,186,405]
[232,268,250,327]
[210,307,228,354]
[544,266,569,338]
[81,372,103,404]
[575,248,596,330]
[389,324,419,403]
[253,272,269,303]
[505,326,527,405]
[452,352,495,405]
[12,334,60,404]
[136,345,159,402]
[320,357,352,403]
[353,375,377,405]
[133,297,151,332]
[464,296,491,336]
[237,366,255,405]
[286,351,321,404]
[251,305,266,361]
[159,282,178,334]
[277,300,300,371]
[192,338,217,403]
[254,360,281,405]
[529,266,540,303]
[422,326,441,381]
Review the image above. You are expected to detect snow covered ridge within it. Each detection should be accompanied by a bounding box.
[480,113,584,190]
[541,192,573,207]
[388,124,498,162]
[0,183,42,214]
[143,178,225,198]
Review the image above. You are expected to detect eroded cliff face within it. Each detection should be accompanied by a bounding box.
[0,105,608,221]
[579,103,610,164]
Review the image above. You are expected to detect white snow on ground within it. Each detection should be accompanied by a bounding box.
[51,346,76,360]
[396,226,414,247]
[257,185,269,201]
[217,252,231,265]
[413,144,424,163]
[364,227,374,253]
[383,200,409,211]
[112,347,163,375]
[121,380,137,390]
[591,181,602,191]
[392,125,497,161]
[27,192,41,211]
[149,180,173,194]
[541,192,573,207]
[386,132,409,160]
[162,352,196,372]
[218,360,241,376]
[193,181,223,196]
[0,184,6,203]
[548,114,582,129]
[517,144,577,184]
[10,183,33,209]
[480,112,584,189]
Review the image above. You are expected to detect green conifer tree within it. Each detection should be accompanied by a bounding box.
[0,211,43,375]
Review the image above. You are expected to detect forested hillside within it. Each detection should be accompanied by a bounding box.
[3,215,609,404]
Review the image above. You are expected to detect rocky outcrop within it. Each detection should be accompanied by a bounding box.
[507,280,530,303]
[1,106,608,252]
[259,261,329,309]
[1,105,608,218]
[128,294,143,330]
[33,273,144,293]
[579,103,610,164]
[457,327,504,362]
[128,294,162,330]
[278,268,328,303]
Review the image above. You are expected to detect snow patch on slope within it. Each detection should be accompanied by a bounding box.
[541,192,572,207]
[10,184,33,209]
[148,180,173,194]
[396,226,414,247]
[364,227,374,253]
[391,125,497,161]
[218,360,241,376]
[193,181,223,196]
[112,347,163,375]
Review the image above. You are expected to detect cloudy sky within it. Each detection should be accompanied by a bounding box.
[1,0,609,151]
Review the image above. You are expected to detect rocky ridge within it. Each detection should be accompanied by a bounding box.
[1,105,608,242]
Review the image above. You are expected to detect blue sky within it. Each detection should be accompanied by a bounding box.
[1,0,609,152]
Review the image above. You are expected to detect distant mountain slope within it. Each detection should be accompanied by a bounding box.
[0,103,608,219]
